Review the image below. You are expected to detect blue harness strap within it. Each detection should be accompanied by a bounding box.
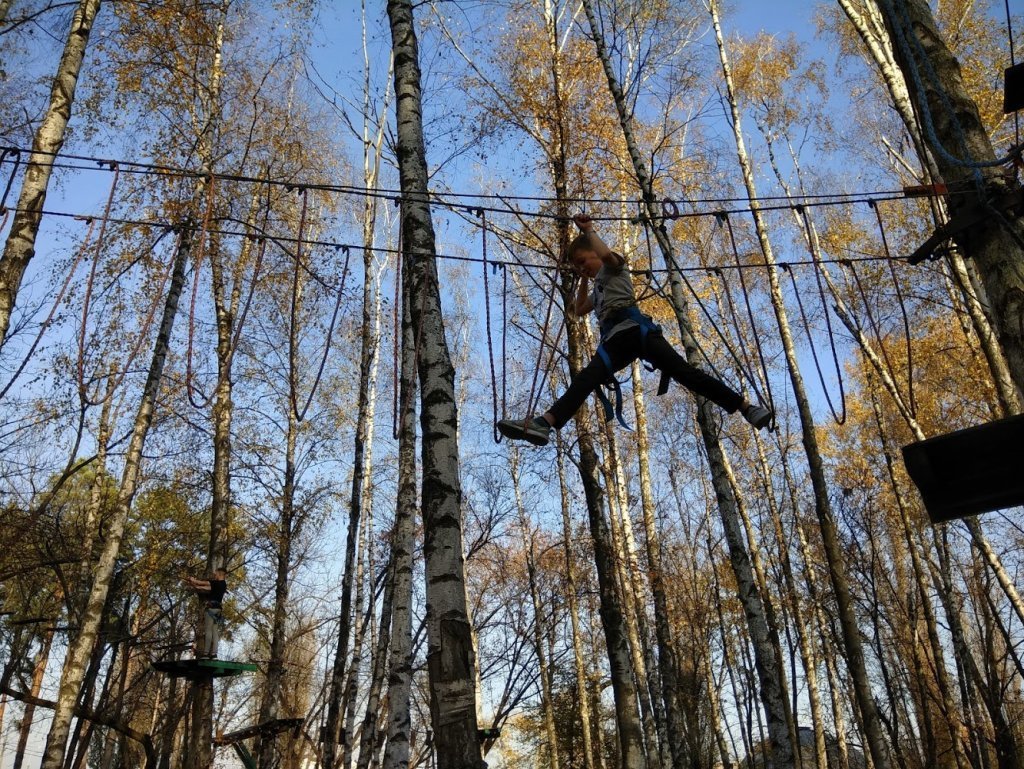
[594,307,669,430]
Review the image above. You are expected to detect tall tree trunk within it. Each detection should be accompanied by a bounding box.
[13,628,55,769]
[555,439,597,769]
[324,5,389,766]
[383,240,419,769]
[872,0,1024,398]
[189,6,230,764]
[385,4,482,766]
[579,3,793,766]
[705,3,892,766]
[39,225,192,769]
[599,424,661,767]
[512,450,560,769]
[629,363,686,769]
[0,0,102,346]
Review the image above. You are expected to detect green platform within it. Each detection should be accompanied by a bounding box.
[152,658,258,680]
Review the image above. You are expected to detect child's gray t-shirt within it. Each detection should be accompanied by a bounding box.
[591,255,637,340]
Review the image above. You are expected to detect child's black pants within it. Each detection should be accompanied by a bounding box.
[547,327,744,429]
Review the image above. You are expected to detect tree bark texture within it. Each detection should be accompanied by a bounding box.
[38,227,191,769]
[383,244,418,769]
[707,3,894,766]
[0,0,102,346]
[874,0,1024,400]
[579,2,794,766]
[385,2,483,767]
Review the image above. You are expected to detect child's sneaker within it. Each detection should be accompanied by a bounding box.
[497,416,552,446]
[742,404,773,430]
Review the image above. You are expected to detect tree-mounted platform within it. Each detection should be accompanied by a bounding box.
[215,718,305,746]
[907,187,1024,265]
[902,413,1024,523]
[151,658,258,680]
[214,718,305,769]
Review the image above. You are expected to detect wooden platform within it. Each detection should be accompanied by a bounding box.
[216,718,305,746]
[151,658,258,680]
[901,413,1024,523]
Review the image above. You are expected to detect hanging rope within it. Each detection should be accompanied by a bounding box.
[647,218,760,397]
[392,201,403,440]
[718,212,775,411]
[76,227,180,406]
[1006,0,1021,151]
[522,273,564,426]
[229,184,273,355]
[869,199,916,415]
[287,186,310,420]
[294,245,351,422]
[790,205,848,424]
[479,209,505,442]
[95,228,181,401]
[501,261,508,424]
[76,164,121,402]
[185,175,218,409]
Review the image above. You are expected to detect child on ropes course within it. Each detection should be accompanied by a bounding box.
[184,567,228,659]
[497,214,773,446]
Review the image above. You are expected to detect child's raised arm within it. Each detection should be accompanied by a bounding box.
[573,214,624,268]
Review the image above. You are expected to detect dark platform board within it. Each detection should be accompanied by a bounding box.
[902,414,1024,524]
[151,658,258,680]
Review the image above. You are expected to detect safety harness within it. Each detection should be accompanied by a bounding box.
[594,306,671,429]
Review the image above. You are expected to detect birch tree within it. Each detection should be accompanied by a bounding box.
[385,2,483,766]
[0,0,102,345]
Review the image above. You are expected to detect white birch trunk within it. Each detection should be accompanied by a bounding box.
[0,0,102,346]
[579,2,794,765]
[39,226,191,769]
[386,3,482,766]
[707,3,892,765]
[383,250,418,769]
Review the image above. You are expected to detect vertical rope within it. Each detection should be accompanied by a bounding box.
[720,212,775,410]
[392,201,403,440]
[295,245,352,422]
[523,273,559,423]
[76,164,121,399]
[501,263,508,421]
[1005,0,1021,161]
[869,200,916,416]
[479,209,503,442]
[288,187,309,420]
[185,175,218,409]
[796,206,847,424]
[230,184,272,355]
